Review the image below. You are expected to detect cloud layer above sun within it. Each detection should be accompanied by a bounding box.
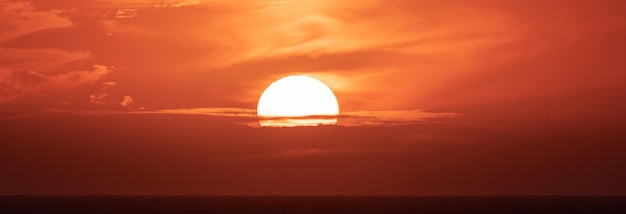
[1,0,625,123]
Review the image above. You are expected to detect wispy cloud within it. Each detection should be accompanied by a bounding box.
[141,107,257,117]
[89,82,141,110]
[64,0,521,113]
[191,0,517,68]
[154,0,212,8]
[98,0,213,8]
[339,110,459,127]
[0,65,112,103]
[113,8,139,18]
[0,1,72,43]
[101,81,117,90]
[221,147,366,160]
[127,107,457,127]
[0,48,91,71]
[119,95,134,107]
[90,92,113,104]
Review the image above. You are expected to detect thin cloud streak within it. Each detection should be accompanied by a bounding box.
[128,107,458,127]
[97,0,212,8]
[219,148,368,161]
[339,110,459,127]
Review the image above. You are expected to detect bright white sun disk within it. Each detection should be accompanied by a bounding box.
[257,75,339,122]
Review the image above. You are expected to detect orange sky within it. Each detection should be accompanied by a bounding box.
[1,0,626,195]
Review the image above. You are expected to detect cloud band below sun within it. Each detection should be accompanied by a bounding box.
[127,108,459,127]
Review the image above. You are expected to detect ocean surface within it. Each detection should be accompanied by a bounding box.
[1,196,625,214]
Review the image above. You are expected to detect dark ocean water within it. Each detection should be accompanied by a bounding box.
[1,196,625,214]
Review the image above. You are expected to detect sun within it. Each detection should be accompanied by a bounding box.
[257,75,339,127]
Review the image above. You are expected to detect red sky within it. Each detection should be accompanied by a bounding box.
[1,0,625,195]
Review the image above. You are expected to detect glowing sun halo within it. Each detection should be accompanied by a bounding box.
[257,75,339,127]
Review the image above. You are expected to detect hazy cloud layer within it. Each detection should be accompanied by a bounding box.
[89,0,625,112]
[4,0,623,115]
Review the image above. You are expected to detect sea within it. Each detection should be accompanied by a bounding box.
[1,196,625,214]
